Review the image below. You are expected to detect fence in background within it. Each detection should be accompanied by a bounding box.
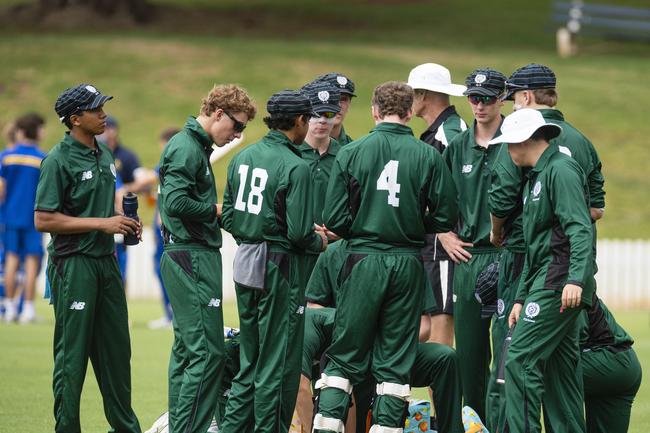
[38,229,650,310]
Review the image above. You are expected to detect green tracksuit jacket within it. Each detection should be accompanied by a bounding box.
[158,116,225,433]
[35,132,140,433]
[220,129,322,433]
[298,138,341,226]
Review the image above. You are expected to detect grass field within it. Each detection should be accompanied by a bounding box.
[0,299,647,432]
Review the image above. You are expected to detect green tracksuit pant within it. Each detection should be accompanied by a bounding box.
[316,252,423,431]
[486,249,524,433]
[161,246,225,433]
[220,251,303,433]
[504,290,585,433]
[453,250,498,420]
[582,347,642,433]
[411,343,464,433]
[48,255,141,433]
[544,346,642,433]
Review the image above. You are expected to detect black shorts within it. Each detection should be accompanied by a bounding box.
[423,256,454,316]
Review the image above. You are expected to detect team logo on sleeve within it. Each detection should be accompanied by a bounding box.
[497,299,505,316]
[110,163,117,178]
[318,91,330,102]
[523,302,540,322]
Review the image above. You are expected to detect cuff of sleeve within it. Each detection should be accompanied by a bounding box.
[566,280,584,288]
[210,204,218,221]
[514,299,525,305]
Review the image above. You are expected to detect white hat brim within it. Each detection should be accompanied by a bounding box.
[489,124,562,145]
[408,81,467,97]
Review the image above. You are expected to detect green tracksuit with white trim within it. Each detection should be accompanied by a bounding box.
[158,116,225,433]
[36,133,141,433]
[314,122,457,432]
[442,121,503,420]
[220,129,322,433]
[505,145,594,433]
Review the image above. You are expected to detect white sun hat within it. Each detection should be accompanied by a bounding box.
[488,108,562,145]
[407,63,467,96]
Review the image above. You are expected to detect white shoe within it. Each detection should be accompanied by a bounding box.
[145,412,169,433]
[18,304,37,324]
[207,417,219,433]
[148,317,172,330]
[4,301,17,323]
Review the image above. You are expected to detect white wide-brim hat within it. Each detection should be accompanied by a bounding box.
[407,63,467,96]
[489,108,562,145]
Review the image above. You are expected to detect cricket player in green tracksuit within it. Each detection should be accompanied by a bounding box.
[158,84,256,433]
[302,240,464,433]
[485,144,527,433]
[408,63,468,346]
[35,84,141,433]
[439,68,507,419]
[495,109,594,433]
[314,81,457,433]
[316,72,356,146]
[543,296,642,433]
[220,90,326,433]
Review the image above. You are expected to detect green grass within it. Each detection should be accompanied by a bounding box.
[0,32,648,237]
[0,299,648,432]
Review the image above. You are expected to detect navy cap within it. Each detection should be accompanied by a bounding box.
[54,84,113,123]
[463,68,507,98]
[301,81,341,114]
[267,89,317,117]
[315,72,356,97]
[503,64,556,100]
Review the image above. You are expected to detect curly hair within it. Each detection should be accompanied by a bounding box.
[371,81,414,119]
[200,84,257,120]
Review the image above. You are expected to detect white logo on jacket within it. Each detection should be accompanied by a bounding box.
[208,298,221,308]
[462,164,473,174]
[523,302,541,323]
[532,181,542,201]
[69,301,86,310]
[81,170,93,181]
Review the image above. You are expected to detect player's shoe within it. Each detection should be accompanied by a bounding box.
[144,412,169,433]
[18,304,37,324]
[148,316,172,330]
[207,417,219,432]
[3,301,17,323]
[462,406,489,433]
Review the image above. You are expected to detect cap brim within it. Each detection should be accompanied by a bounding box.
[488,123,562,145]
[463,87,502,97]
[314,103,341,114]
[408,81,467,97]
[79,94,113,111]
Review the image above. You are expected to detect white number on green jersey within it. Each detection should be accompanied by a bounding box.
[234,165,268,215]
[376,160,400,207]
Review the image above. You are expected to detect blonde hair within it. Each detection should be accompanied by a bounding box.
[200,84,257,119]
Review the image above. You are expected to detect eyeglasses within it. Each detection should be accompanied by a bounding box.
[468,95,498,106]
[224,111,246,133]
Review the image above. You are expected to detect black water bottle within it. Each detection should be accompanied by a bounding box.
[122,192,140,246]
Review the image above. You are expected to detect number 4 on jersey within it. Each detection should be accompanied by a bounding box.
[376,160,400,207]
[234,164,268,215]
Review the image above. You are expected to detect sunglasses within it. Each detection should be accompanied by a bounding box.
[315,111,337,119]
[224,111,246,133]
[468,95,498,106]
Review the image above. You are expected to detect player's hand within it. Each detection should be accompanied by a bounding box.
[561,283,582,311]
[490,227,504,248]
[102,216,140,236]
[508,303,523,328]
[315,227,328,251]
[216,203,223,219]
[320,224,340,241]
[438,231,473,264]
